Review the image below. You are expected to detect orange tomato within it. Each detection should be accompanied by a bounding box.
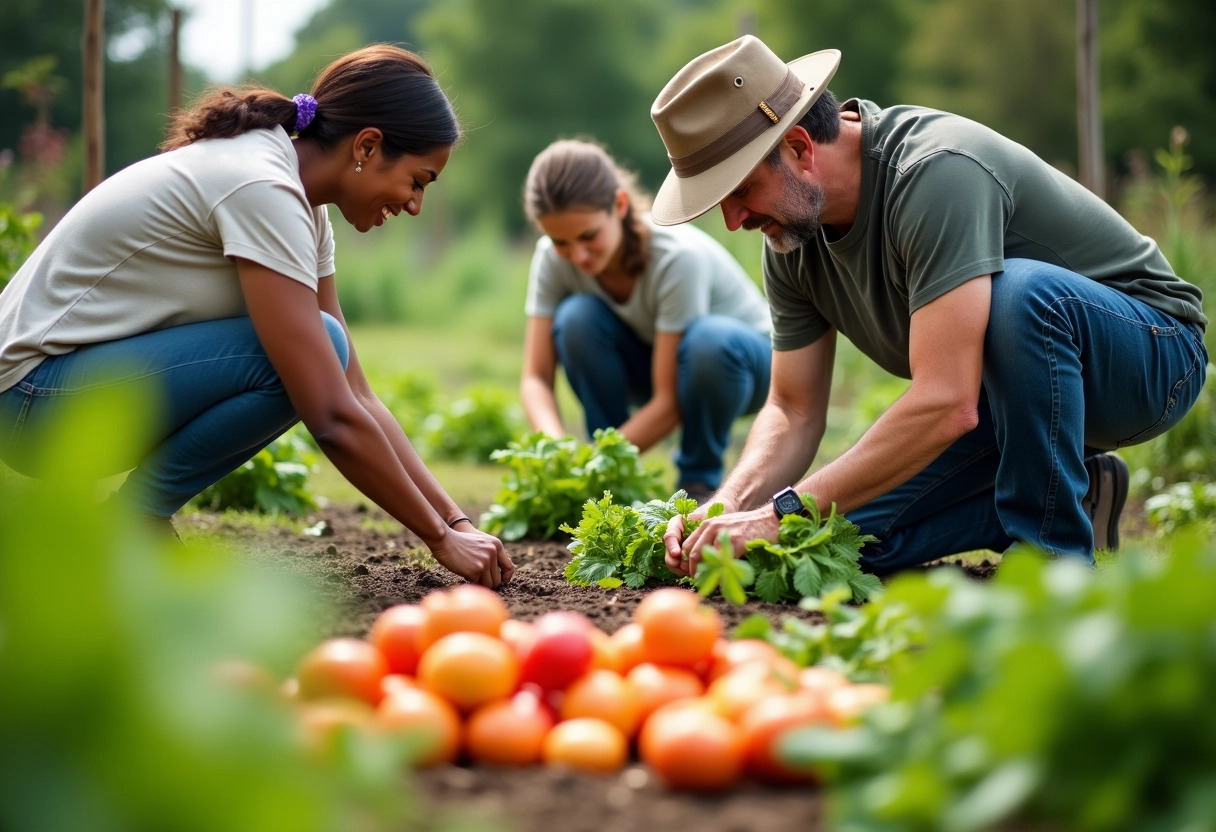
[824,683,890,726]
[417,632,520,712]
[464,689,555,766]
[376,685,462,767]
[296,699,377,762]
[295,637,388,706]
[369,604,428,676]
[625,662,705,721]
[797,666,851,699]
[586,627,621,673]
[419,584,509,650]
[634,588,721,669]
[542,717,629,774]
[705,664,791,723]
[561,669,641,738]
[737,692,829,783]
[380,673,419,699]
[607,622,647,674]
[706,638,799,685]
[498,618,536,656]
[639,702,745,791]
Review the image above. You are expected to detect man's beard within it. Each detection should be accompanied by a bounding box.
[741,164,825,254]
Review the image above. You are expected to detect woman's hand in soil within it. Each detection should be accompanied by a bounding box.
[430,524,515,588]
[663,505,778,578]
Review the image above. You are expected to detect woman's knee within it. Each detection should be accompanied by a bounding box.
[319,311,350,371]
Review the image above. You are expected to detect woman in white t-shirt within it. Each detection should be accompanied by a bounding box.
[521,139,772,502]
[0,45,512,587]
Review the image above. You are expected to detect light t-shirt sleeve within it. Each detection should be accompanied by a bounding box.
[315,207,336,277]
[213,179,323,289]
[889,150,1009,311]
[653,249,710,333]
[524,237,571,318]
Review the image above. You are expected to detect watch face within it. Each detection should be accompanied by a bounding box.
[775,490,803,516]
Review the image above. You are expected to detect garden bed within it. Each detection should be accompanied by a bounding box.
[184,501,1000,832]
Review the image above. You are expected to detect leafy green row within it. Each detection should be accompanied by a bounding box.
[563,489,882,605]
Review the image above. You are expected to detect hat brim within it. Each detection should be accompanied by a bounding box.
[651,49,841,226]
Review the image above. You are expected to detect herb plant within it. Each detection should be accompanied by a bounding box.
[480,428,666,542]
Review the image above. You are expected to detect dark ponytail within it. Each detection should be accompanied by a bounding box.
[161,44,459,156]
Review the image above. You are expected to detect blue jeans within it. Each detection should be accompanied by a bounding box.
[0,314,349,517]
[849,259,1208,573]
[551,294,771,488]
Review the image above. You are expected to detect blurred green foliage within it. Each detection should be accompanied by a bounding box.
[0,201,42,290]
[417,385,526,465]
[782,537,1216,832]
[189,426,320,515]
[0,390,427,832]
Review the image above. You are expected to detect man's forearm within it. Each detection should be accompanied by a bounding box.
[716,401,825,511]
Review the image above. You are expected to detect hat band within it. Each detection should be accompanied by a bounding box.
[669,69,805,179]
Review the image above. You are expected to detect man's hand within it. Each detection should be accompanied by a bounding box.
[663,504,781,578]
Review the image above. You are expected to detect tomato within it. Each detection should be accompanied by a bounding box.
[561,668,641,738]
[377,685,462,767]
[518,611,594,691]
[296,699,377,762]
[417,631,520,711]
[634,588,721,669]
[705,664,791,723]
[737,692,829,783]
[419,584,509,650]
[295,637,388,706]
[824,683,890,726]
[625,662,705,721]
[369,604,428,676]
[586,627,621,673]
[706,638,799,685]
[464,689,555,766]
[498,618,536,655]
[542,717,629,774]
[639,702,745,791]
[607,622,647,674]
[380,673,419,698]
[797,666,851,699]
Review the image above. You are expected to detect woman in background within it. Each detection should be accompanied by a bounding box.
[0,44,512,587]
[521,138,772,503]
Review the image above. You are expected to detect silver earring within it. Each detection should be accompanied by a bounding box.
[355,161,363,173]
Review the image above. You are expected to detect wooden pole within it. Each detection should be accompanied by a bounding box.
[83,0,105,193]
[169,8,183,116]
[1076,0,1104,199]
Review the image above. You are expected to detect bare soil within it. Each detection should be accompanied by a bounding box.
[181,500,1001,832]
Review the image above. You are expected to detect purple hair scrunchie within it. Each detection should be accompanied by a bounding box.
[293,93,318,133]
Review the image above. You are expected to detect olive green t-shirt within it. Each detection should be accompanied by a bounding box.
[764,99,1207,379]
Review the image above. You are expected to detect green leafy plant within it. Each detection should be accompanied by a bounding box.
[743,494,882,604]
[782,537,1216,832]
[480,428,666,541]
[0,202,42,291]
[563,489,881,605]
[1145,480,1216,538]
[418,384,525,464]
[189,426,318,514]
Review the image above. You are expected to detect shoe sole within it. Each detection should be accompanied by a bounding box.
[1085,453,1128,551]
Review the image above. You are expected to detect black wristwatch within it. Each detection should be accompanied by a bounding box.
[772,487,807,519]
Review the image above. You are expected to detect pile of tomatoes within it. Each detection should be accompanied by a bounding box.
[285,585,888,791]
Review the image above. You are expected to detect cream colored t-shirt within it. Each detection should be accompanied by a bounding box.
[0,126,334,392]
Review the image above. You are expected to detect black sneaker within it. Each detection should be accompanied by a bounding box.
[1082,453,1129,551]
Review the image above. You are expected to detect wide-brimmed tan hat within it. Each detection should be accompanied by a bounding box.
[650,36,840,225]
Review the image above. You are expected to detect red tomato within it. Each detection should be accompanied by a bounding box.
[634,588,722,669]
[295,637,388,706]
[377,685,462,767]
[369,604,428,676]
[518,612,595,691]
[464,688,555,766]
[639,703,745,791]
[738,692,829,783]
[542,717,629,774]
[419,584,509,650]
[417,632,520,712]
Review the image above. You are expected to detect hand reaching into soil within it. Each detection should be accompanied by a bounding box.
[430,522,515,588]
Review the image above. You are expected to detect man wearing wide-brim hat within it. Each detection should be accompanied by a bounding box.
[655,35,1208,577]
